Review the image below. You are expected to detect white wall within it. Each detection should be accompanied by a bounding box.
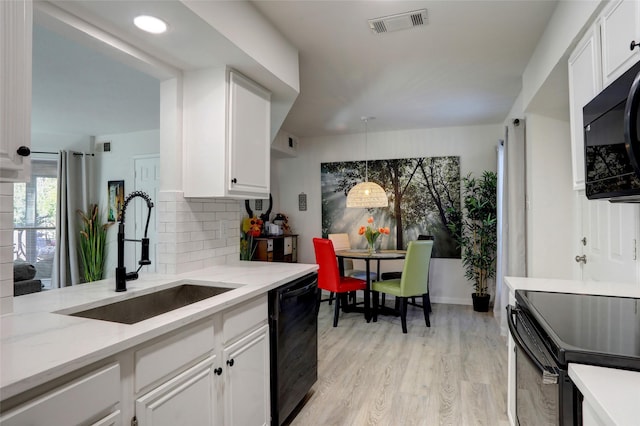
[31,131,92,153]
[525,114,573,278]
[93,129,159,277]
[273,124,501,305]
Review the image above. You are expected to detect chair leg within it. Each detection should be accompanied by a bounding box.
[328,291,334,305]
[381,293,386,306]
[372,291,379,322]
[400,297,408,334]
[333,293,341,327]
[425,293,432,313]
[422,293,431,327]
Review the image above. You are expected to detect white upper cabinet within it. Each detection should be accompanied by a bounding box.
[228,71,271,197]
[183,68,271,199]
[569,0,640,190]
[600,0,640,87]
[569,26,602,190]
[0,0,31,183]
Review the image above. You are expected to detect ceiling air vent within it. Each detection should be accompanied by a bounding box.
[368,9,428,34]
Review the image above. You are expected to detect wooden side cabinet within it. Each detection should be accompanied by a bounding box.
[252,235,297,263]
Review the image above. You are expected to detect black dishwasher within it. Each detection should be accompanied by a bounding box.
[269,272,319,426]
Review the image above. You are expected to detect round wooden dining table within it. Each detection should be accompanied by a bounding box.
[334,249,406,322]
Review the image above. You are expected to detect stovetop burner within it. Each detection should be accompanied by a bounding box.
[516,290,640,371]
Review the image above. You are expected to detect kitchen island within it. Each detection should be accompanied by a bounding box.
[0,261,317,425]
[505,277,640,426]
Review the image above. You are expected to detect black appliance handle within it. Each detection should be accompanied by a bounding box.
[280,279,318,300]
[624,69,640,176]
[507,305,559,385]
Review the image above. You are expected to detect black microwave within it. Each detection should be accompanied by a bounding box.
[583,60,640,202]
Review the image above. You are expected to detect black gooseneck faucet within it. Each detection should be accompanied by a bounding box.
[116,191,154,292]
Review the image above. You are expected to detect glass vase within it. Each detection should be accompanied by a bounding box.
[367,237,378,254]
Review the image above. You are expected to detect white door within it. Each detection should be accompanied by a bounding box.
[223,325,270,426]
[578,194,639,283]
[134,156,159,273]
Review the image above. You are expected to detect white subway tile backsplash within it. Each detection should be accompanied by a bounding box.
[202,221,217,231]
[204,239,226,250]
[216,211,238,221]
[0,295,13,315]
[0,183,12,312]
[202,202,227,212]
[176,200,195,212]
[157,191,241,275]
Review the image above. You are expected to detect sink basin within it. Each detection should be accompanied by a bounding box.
[69,284,233,324]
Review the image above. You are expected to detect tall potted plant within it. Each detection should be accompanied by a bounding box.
[78,204,113,283]
[447,171,497,312]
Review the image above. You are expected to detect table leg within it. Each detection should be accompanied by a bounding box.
[364,259,371,322]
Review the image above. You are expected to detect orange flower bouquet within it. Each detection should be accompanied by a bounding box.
[358,217,390,254]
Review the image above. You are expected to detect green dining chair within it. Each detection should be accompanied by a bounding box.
[372,240,434,333]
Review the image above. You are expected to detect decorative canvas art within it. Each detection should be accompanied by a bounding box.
[107,180,125,222]
[321,156,461,258]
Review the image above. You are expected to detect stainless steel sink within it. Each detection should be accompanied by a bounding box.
[69,284,233,324]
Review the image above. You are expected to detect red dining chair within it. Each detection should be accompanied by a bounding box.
[313,238,367,327]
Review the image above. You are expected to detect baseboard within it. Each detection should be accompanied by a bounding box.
[431,296,471,306]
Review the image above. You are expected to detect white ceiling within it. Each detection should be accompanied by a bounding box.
[32,0,559,139]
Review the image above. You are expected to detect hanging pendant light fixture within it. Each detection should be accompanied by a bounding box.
[346,117,389,208]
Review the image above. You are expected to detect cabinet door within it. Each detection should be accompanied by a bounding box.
[568,26,602,190]
[223,325,270,426]
[601,0,640,87]
[227,70,271,198]
[136,356,218,426]
[0,0,31,182]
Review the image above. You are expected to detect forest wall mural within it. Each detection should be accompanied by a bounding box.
[321,156,461,258]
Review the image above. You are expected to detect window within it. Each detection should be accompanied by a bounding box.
[13,158,58,288]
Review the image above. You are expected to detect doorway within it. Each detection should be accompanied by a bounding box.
[133,155,160,273]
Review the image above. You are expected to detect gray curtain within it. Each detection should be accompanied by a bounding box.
[494,119,527,336]
[52,151,90,287]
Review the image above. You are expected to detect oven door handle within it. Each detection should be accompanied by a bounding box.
[507,305,559,385]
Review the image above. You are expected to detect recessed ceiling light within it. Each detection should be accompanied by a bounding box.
[134,15,167,34]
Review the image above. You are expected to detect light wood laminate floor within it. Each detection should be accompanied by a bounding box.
[288,297,510,426]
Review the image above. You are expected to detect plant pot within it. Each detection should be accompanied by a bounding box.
[471,293,490,312]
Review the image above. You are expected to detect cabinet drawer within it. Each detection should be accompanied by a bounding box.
[135,319,215,393]
[91,410,121,426]
[223,296,267,344]
[0,363,120,426]
[283,236,293,255]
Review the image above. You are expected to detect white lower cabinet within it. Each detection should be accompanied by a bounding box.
[132,294,269,426]
[223,325,270,426]
[0,296,270,426]
[0,363,120,426]
[135,356,218,426]
[91,410,122,426]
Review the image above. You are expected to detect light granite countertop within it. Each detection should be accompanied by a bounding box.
[0,261,317,401]
[505,276,640,425]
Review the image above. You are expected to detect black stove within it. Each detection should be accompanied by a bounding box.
[516,290,640,371]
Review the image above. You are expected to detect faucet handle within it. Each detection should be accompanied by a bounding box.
[139,238,151,265]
